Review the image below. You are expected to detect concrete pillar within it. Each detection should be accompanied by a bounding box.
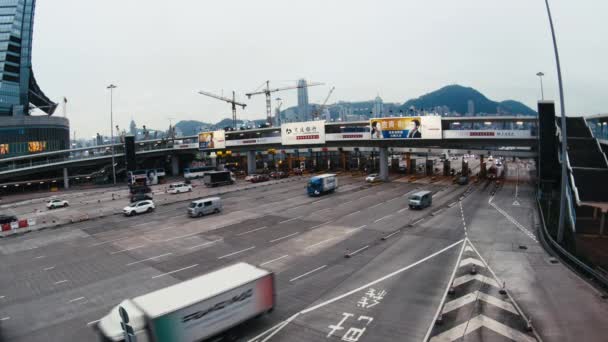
[425,159,434,176]
[443,160,451,176]
[379,147,389,181]
[600,211,606,236]
[171,156,180,176]
[480,155,487,178]
[63,168,69,189]
[247,150,256,175]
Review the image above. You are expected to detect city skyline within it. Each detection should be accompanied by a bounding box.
[30,0,608,137]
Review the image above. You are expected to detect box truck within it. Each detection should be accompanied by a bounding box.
[95,263,275,342]
[307,174,338,196]
[203,171,235,187]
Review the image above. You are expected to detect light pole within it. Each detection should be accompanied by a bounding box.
[536,72,545,100]
[542,0,568,243]
[107,84,117,185]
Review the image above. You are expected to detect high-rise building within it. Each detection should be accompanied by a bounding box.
[0,0,68,158]
[372,95,383,117]
[129,119,137,136]
[297,79,309,122]
[467,100,475,116]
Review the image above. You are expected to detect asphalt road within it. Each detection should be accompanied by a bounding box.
[1,161,606,342]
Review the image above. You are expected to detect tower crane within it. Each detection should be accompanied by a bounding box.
[197,90,246,130]
[246,80,324,126]
[313,86,335,120]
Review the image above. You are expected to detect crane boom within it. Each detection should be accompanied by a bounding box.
[313,86,335,120]
[245,80,324,125]
[198,90,246,129]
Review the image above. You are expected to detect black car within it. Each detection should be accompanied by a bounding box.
[0,215,18,225]
[130,193,153,203]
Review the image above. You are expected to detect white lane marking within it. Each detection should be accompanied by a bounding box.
[412,218,424,225]
[345,210,361,217]
[423,240,467,342]
[68,296,86,303]
[34,255,45,259]
[489,201,538,242]
[429,314,535,342]
[306,237,336,249]
[346,245,369,257]
[126,253,173,266]
[260,255,289,266]
[459,258,485,268]
[187,239,223,250]
[374,214,393,223]
[151,264,198,279]
[301,239,464,314]
[0,317,9,321]
[370,203,383,209]
[43,266,55,271]
[218,246,255,260]
[398,207,409,213]
[54,279,68,285]
[279,216,303,224]
[110,245,145,255]
[353,225,367,231]
[153,225,176,232]
[163,231,201,242]
[269,232,299,243]
[289,265,327,282]
[442,291,519,315]
[247,313,301,342]
[0,296,4,299]
[308,220,334,230]
[86,319,100,326]
[236,226,268,236]
[452,274,499,288]
[90,236,131,247]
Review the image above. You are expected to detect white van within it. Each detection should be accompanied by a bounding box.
[188,197,222,217]
[168,182,192,194]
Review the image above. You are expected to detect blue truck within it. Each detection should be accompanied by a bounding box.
[307,174,338,196]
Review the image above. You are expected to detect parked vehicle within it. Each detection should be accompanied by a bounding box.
[204,171,235,187]
[168,182,192,194]
[409,190,432,209]
[270,171,288,179]
[293,168,303,176]
[0,215,17,225]
[365,173,380,183]
[250,174,270,183]
[123,200,155,216]
[184,166,215,180]
[130,193,153,203]
[129,184,151,195]
[46,198,69,209]
[307,174,338,196]
[94,263,275,342]
[457,175,469,185]
[188,197,222,217]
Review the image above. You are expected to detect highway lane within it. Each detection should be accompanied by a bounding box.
[0,174,473,341]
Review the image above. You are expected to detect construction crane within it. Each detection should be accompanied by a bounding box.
[313,86,335,120]
[246,80,324,126]
[198,90,246,129]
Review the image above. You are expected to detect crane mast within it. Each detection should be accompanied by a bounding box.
[197,90,247,129]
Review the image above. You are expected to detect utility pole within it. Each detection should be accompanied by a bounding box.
[107,84,117,185]
[536,72,545,100]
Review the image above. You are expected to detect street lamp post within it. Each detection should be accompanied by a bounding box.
[542,0,568,243]
[536,72,545,100]
[107,84,117,185]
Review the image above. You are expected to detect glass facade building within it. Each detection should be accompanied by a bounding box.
[0,0,68,158]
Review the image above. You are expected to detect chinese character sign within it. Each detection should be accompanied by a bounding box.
[281,121,326,145]
[370,117,442,140]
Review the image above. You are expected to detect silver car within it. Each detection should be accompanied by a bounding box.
[188,197,222,217]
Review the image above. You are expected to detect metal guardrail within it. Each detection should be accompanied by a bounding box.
[536,194,608,292]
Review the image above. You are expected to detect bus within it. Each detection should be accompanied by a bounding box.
[127,169,159,186]
[184,166,215,180]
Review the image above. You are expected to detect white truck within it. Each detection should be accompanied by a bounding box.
[95,263,275,342]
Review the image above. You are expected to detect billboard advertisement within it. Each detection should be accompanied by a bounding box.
[369,117,442,140]
[443,130,533,139]
[28,141,47,153]
[198,130,226,150]
[0,144,8,155]
[281,121,326,145]
[225,136,281,147]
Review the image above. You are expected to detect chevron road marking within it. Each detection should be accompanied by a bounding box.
[459,257,485,268]
[442,291,519,315]
[464,245,474,253]
[429,314,536,342]
[452,273,499,288]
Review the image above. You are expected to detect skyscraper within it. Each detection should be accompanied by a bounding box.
[372,95,384,117]
[0,0,68,158]
[0,0,56,116]
[467,100,475,116]
[297,79,309,122]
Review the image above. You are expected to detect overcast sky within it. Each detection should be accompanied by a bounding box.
[32,0,608,138]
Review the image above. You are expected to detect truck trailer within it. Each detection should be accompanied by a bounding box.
[307,174,338,196]
[203,171,235,187]
[95,263,275,342]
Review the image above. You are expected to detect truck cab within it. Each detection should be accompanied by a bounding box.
[307,174,337,196]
